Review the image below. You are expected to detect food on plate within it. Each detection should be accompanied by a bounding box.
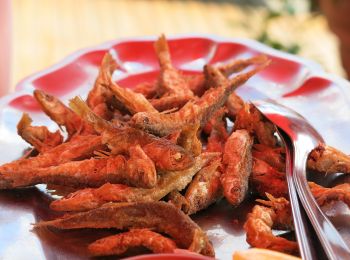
[130,58,269,137]
[109,79,158,114]
[226,92,245,121]
[35,201,215,256]
[49,152,217,211]
[105,56,158,114]
[252,144,285,172]
[70,96,195,171]
[133,81,158,99]
[250,158,288,199]
[126,145,157,188]
[307,143,350,174]
[150,34,194,111]
[86,52,120,119]
[184,157,223,215]
[2,34,350,258]
[0,155,131,189]
[0,134,103,172]
[244,181,350,256]
[88,228,177,256]
[168,190,190,211]
[205,107,229,152]
[309,182,350,208]
[175,121,202,156]
[221,129,253,205]
[218,55,269,77]
[244,193,298,255]
[17,113,63,152]
[234,103,277,147]
[34,89,95,138]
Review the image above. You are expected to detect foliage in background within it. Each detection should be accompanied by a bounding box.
[256,0,301,54]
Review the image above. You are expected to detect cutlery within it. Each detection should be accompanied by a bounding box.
[253,99,350,260]
[275,127,317,260]
[253,103,316,260]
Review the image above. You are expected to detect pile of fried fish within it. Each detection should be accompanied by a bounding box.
[1,35,350,258]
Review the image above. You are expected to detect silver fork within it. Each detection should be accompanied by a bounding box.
[254,99,350,260]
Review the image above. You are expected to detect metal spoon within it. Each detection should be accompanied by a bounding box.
[276,127,317,260]
[253,99,350,260]
[253,103,317,260]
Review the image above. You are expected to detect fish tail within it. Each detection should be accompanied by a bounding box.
[69,96,109,133]
[17,113,32,134]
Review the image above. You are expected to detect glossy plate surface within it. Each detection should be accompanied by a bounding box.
[1,35,350,260]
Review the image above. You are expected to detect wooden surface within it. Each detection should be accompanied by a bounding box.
[12,0,344,90]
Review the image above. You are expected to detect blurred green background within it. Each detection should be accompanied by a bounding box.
[12,0,343,88]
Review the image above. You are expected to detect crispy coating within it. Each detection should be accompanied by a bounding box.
[218,55,268,77]
[244,194,298,255]
[234,103,277,147]
[185,157,223,215]
[203,64,245,120]
[151,95,193,112]
[154,35,179,94]
[34,90,94,138]
[142,140,194,171]
[0,156,124,188]
[166,130,182,144]
[132,82,158,99]
[0,37,312,259]
[185,74,207,96]
[69,97,194,171]
[203,64,227,89]
[50,183,131,211]
[0,145,158,189]
[251,158,350,208]
[0,135,103,172]
[90,102,113,120]
[205,108,229,153]
[183,55,268,98]
[151,35,194,111]
[131,59,269,136]
[176,122,202,156]
[255,194,293,230]
[221,129,253,205]
[309,182,350,208]
[226,92,244,120]
[127,145,157,188]
[87,53,149,120]
[88,229,177,256]
[50,152,217,211]
[308,144,350,174]
[205,58,267,122]
[0,155,148,189]
[168,191,190,212]
[202,107,227,135]
[206,131,227,153]
[35,201,215,256]
[108,80,158,114]
[253,144,285,172]
[188,228,211,254]
[250,158,288,198]
[17,113,63,152]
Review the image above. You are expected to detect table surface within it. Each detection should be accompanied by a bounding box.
[12,0,344,91]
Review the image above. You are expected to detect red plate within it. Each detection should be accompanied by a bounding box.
[1,35,350,259]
